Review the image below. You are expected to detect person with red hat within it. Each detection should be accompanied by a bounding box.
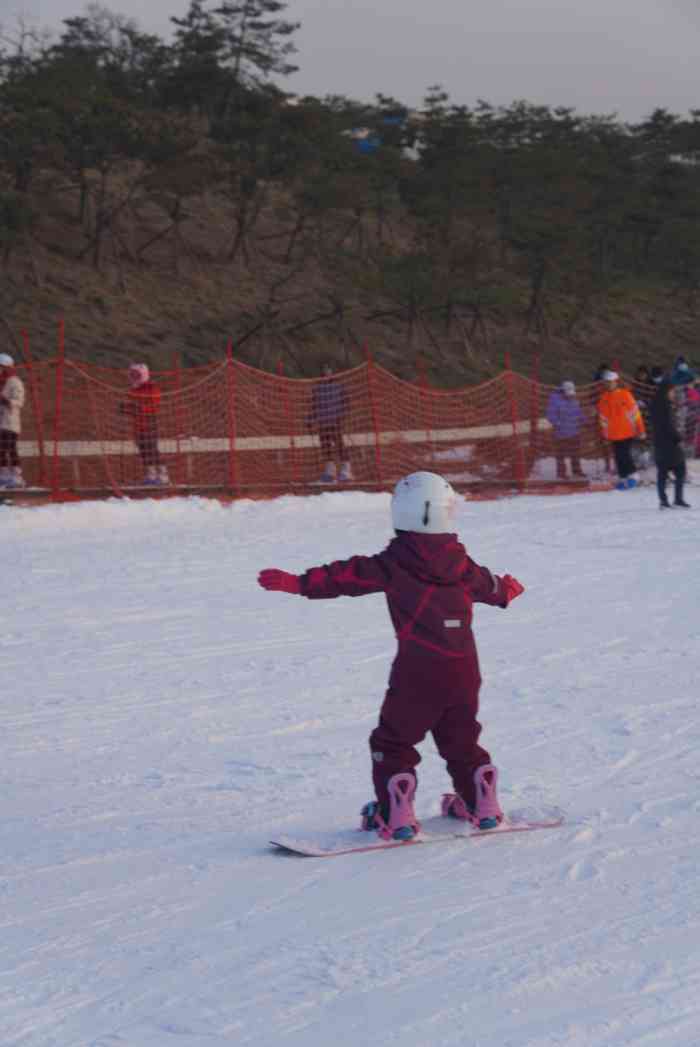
[258,471,524,842]
[119,364,169,486]
[0,353,26,489]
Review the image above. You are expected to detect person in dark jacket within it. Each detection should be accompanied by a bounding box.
[649,379,690,509]
[258,471,524,841]
[308,363,351,483]
[633,365,654,430]
[670,355,696,387]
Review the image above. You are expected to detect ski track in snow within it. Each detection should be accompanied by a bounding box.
[2,480,700,1046]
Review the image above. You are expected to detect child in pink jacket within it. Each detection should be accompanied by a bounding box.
[258,472,524,841]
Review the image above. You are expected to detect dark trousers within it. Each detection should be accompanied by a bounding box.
[0,430,19,468]
[369,684,491,811]
[136,424,161,468]
[554,436,583,478]
[656,450,686,504]
[612,438,636,479]
[319,422,344,461]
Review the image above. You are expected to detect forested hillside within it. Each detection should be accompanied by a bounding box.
[2,1,700,383]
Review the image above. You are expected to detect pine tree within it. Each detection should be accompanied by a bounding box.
[212,0,299,87]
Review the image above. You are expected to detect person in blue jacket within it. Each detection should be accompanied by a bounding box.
[546,380,586,480]
[670,356,696,387]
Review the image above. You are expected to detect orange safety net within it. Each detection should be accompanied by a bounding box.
[8,353,653,498]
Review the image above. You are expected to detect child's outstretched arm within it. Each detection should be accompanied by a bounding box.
[258,554,389,600]
[462,558,524,608]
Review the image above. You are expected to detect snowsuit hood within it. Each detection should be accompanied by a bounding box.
[387,531,467,585]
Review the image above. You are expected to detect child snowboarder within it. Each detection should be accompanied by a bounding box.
[257,471,524,842]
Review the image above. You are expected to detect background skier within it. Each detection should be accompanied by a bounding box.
[308,363,351,483]
[687,378,700,458]
[597,370,646,489]
[0,353,26,489]
[669,356,698,454]
[545,380,585,480]
[650,378,690,509]
[119,364,169,486]
[258,471,524,841]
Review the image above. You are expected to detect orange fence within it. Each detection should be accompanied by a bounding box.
[8,342,637,498]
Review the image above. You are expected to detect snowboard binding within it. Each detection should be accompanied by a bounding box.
[442,764,504,830]
[361,772,420,842]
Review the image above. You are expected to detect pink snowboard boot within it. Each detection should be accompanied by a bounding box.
[361,772,421,841]
[441,764,504,830]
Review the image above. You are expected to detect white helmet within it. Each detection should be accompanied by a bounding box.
[128,363,150,387]
[0,353,13,367]
[391,471,457,534]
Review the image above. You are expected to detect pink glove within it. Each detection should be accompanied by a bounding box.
[258,568,301,595]
[501,574,524,605]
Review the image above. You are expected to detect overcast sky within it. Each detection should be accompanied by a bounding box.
[4,0,700,121]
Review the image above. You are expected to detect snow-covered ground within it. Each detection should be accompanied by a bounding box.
[2,477,700,1047]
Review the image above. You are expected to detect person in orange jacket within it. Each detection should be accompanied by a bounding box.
[597,370,646,489]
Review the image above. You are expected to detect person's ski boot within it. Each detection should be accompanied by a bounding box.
[616,475,638,491]
[441,764,504,830]
[319,461,337,484]
[361,773,420,841]
[5,467,25,489]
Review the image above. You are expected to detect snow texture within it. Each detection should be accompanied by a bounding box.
[2,473,700,1046]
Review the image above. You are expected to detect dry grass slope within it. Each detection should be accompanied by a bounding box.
[2,170,699,384]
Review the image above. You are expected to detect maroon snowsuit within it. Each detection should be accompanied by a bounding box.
[299,531,510,810]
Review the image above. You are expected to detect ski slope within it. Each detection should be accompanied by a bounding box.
[2,478,700,1047]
